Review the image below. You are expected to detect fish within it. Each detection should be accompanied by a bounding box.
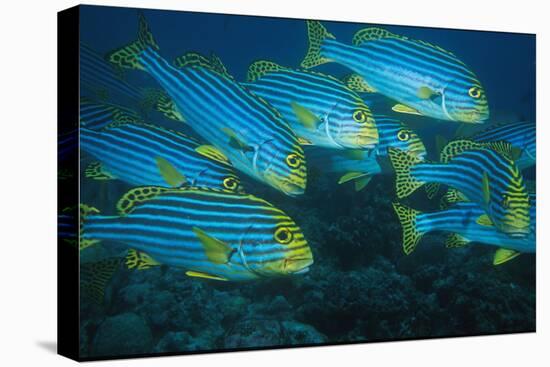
[389,139,531,237]
[80,97,143,130]
[392,193,535,264]
[106,14,306,196]
[306,115,426,190]
[300,20,490,123]
[80,258,122,304]
[470,121,535,170]
[81,187,314,281]
[80,121,244,192]
[242,60,379,149]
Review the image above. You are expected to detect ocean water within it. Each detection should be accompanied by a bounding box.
[75,5,536,359]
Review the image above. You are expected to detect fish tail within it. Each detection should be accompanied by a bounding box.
[388,147,425,199]
[106,12,159,71]
[300,20,335,69]
[392,202,424,255]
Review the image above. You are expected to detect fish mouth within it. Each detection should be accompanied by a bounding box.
[284,256,314,274]
[280,181,306,197]
[354,134,379,148]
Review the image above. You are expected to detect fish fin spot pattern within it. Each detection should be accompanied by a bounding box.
[445,233,469,248]
[126,249,161,270]
[247,60,288,82]
[341,73,376,93]
[85,161,116,181]
[388,148,425,199]
[300,20,335,69]
[352,27,399,46]
[392,202,423,255]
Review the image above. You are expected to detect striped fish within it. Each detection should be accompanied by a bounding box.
[81,187,313,281]
[471,121,535,170]
[389,140,530,237]
[242,60,379,149]
[80,98,143,130]
[80,122,243,192]
[392,194,535,264]
[301,21,490,123]
[80,43,144,108]
[306,115,426,190]
[106,14,306,196]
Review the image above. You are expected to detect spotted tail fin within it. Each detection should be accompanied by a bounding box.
[106,12,159,71]
[388,148,425,199]
[392,202,424,255]
[300,20,335,69]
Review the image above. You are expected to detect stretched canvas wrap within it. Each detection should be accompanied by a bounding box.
[58,4,536,361]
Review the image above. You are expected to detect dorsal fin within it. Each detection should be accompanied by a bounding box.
[341,73,376,93]
[247,60,289,82]
[440,139,481,162]
[116,186,182,216]
[415,39,457,58]
[482,141,519,161]
[353,27,399,46]
[173,52,233,79]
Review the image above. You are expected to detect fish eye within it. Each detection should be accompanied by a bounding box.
[286,153,301,168]
[468,86,482,99]
[223,177,238,190]
[274,227,293,244]
[352,109,369,124]
[397,129,411,142]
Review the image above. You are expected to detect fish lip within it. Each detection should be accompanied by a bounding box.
[355,134,379,148]
[285,256,314,274]
[292,266,310,275]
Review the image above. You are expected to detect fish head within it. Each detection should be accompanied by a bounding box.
[327,99,379,149]
[259,139,307,196]
[241,218,313,277]
[195,168,245,193]
[444,78,490,123]
[221,174,245,193]
[377,118,427,159]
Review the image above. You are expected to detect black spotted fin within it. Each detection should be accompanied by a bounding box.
[80,257,122,304]
[445,233,470,248]
[126,249,161,270]
[392,104,423,116]
[352,27,399,46]
[290,102,322,131]
[192,227,234,264]
[341,73,376,93]
[174,52,233,80]
[388,148,426,199]
[300,20,336,69]
[493,248,520,265]
[195,145,231,165]
[247,60,289,82]
[185,270,228,281]
[392,202,425,255]
[156,156,188,188]
[106,12,159,71]
[85,161,116,181]
[116,186,181,216]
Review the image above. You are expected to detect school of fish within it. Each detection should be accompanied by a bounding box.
[68,13,535,292]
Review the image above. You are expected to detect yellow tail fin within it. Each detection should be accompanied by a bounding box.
[388,148,425,199]
[392,202,423,255]
[300,20,335,69]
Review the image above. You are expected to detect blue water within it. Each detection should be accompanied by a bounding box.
[76,5,536,359]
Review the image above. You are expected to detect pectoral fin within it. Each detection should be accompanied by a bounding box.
[195,145,230,165]
[338,171,367,184]
[156,156,187,187]
[493,248,520,265]
[221,127,254,152]
[185,270,228,281]
[392,104,423,116]
[290,101,321,130]
[417,86,437,99]
[192,227,234,264]
[297,137,313,145]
